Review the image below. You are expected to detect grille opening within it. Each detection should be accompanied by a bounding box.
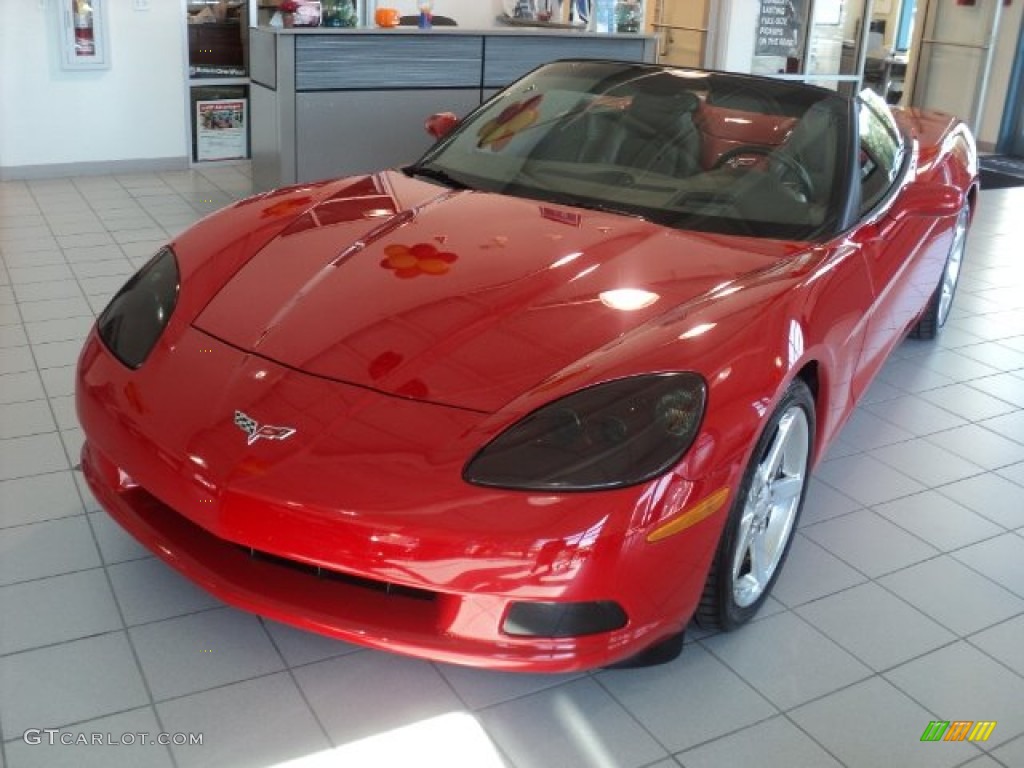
[242,546,438,602]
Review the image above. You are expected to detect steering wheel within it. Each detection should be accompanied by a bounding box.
[712,144,815,201]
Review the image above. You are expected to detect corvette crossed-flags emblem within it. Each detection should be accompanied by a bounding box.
[233,411,296,446]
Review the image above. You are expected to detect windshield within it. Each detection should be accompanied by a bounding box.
[413,61,851,241]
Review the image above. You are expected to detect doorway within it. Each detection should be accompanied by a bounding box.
[997,16,1024,157]
[645,0,711,67]
[909,0,1004,133]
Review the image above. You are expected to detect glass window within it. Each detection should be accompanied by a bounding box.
[415,62,849,241]
[858,89,904,214]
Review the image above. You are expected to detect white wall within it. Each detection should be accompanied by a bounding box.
[0,0,188,175]
[0,0,505,176]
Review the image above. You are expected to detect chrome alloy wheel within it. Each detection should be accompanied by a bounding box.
[730,406,810,608]
[937,207,968,327]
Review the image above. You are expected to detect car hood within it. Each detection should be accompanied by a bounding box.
[194,171,794,412]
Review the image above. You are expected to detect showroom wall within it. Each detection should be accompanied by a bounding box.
[0,0,1019,179]
[0,0,188,178]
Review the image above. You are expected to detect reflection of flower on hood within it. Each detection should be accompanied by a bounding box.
[381,243,458,278]
[476,94,543,152]
[279,0,300,12]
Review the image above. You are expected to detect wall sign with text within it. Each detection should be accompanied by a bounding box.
[755,0,805,58]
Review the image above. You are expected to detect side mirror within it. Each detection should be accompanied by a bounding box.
[894,182,965,220]
[425,112,459,140]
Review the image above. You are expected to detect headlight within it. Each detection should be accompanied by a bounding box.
[464,372,706,491]
[97,247,179,369]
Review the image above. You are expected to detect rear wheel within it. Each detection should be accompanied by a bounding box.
[911,205,969,340]
[697,379,814,629]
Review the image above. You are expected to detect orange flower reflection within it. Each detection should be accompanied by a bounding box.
[477,94,543,152]
[380,242,458,278]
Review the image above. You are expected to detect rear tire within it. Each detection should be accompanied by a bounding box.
[696,379,814,629]
[910,205,969,340]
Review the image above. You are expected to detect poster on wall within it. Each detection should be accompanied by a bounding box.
[755,0,805,57]
[196,99,248,162]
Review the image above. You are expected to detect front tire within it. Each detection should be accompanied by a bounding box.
[910,204,969,340]
[696,379,814,629]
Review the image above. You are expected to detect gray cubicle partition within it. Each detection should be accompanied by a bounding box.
[250,27,656,191]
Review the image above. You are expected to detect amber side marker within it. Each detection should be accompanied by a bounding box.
[647,487,730,543]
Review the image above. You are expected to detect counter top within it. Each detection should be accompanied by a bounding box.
[261,25,652,39]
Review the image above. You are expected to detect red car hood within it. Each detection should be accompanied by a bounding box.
[194,171,793,412]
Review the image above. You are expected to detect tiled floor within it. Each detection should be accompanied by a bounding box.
[1,169,1022,768]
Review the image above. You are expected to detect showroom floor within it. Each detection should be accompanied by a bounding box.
[0,167,1022,768]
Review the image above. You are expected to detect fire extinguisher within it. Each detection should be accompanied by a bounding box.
[73,1,95,57]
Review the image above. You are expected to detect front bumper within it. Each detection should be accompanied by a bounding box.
[82,440,677,671]
[77,328,730,671]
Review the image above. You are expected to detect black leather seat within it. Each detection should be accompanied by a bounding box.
[613,91,702,178]
[531,91,701,179]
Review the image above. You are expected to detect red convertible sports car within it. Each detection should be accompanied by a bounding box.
[77,61,977,671]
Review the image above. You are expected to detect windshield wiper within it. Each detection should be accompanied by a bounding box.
[403,164,473,190]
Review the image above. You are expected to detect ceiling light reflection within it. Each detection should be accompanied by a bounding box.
[550,252,583,269]
[599,289,659,311]
[679,322,716,339]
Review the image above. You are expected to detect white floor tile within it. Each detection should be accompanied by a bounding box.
[953,534,1024,598]
[156,673,329,768]
[814,454,927,507]
[925,423,1024,471]
[0,568,122,655]
[129,608,284,701]
[0,631,150,736]
[107,557,222,626]
[801,509,938,577]
[293,652,464,747]
[87,510,151,564]
[864,395,968,436]
[0,370,45,404]
[597,642,776,753]
[0,399,55,440]
[796,582,955,670]
[261,618,363,667]
[0,470,85,528]
[0,514,100,586]
[701,612,871,710]
[879,555,1024,636]
[938,472,1024,529]
[770,533,867,607]
[885,642,1024,748]
[480,677,668,768]
[437,662,584,711]
[873,490,1004,550]
[2,706,173,768]
[675,715,843,768]
[790,677,980,768]
[969,615,1024,677]
[869,438,985,487]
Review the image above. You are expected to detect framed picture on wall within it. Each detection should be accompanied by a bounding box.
[57,0,111,70]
